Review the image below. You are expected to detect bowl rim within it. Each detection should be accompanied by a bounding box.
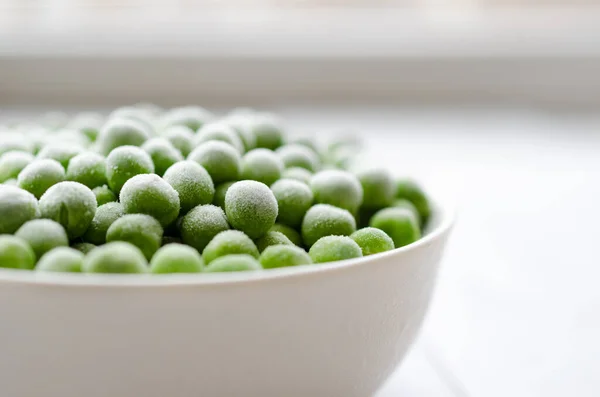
[0,194,455,288]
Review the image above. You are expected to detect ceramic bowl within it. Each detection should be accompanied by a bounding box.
[0,196,453,397]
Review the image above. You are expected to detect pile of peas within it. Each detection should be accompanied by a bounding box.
[0,105,430,274]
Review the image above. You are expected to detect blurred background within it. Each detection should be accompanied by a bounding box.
[1,1,600,396]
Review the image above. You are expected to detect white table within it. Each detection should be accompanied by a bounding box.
[3,106,600,396]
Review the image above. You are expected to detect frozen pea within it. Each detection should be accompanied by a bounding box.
[270,223,303,247]
[36,247,83,273]
[369,207,421,248]
[270,178,313,228]
[106,214,163,260]
[224,180,278,239]
[202,230,259,264]
[37,143,84,169]
[181,204,230,252]
[276,144,320,172]
[0,137,33,156]
[160,106,213,131]
[72,242,96,254]
[83,202,124,245]
[15,219,69,260]
[0,235,36,270]
[204,254,262,273]
[248,114,284,150]
[395,179,431,227]
[67,112,104,142]
[119,174,180,227]
[281,167,313,185]
[240,148,284,186]
[213,181,235,209]
[0,185,39,234]
[17,158,65,199]
[141,137,183,176]
[259,244,312,269]
[162,125,195,157]
[163,161,214,213]
[356,168,395,209]
[66,152,107,189]
[105,146,154,194]
[96,118,150,155]
[223,115,256,152]
[38,181,97,239]
[392,199,422,226]
[194,122,245,153]
[255,231,293,253]
[82,241,148,274]
[92,185,117,205]
[308,235,363,264]
[0,151,35,182]
[150,243,204,274]
[301,204,356,247]
[310,170,363,213]
[350,227,394,256]
[188,141,241,184]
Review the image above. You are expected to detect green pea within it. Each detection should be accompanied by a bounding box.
[356,168,395,209]
[223,115,257,152]
[310,170,363,213]
[308,235,362,264]
[188,141,241,184]
[0,185,39,235]
[96,118,150,155]
[67,112,104,142]
[160,106,213,131]
[37,143,84,169]
[269,224,303,247]
[395,179,431,227]
[254,231,294,253]
[66,152,107,189]
[270,178,313,228]
[392,199,422,227]
[36,247,83,273]
[281,167,312,185]
[163,161,214,214]
[202,230,259,264]
[17,158,65,199]
[82,241,148,274]
[162,125,195,157]
[224,180,278,239]
[350,227,394,256]
[240,148,284,186]
[0,235,36,270]
[276,144,320,172]
[301,204,356,247]
[105,146,154,194]
[213,181,235,209]
[259,244,312,269]
[204,254,262,273]
[141,138,184,176]
[369,207,421,248]
[83,202,124,245]
[150,243,204,274]
[106,214,163,261]
[181,204,230,252]
[15,219,69,261]
[71,242,96,254]
[248,114,284,150]
[193,122,245,153]
[0,151,35,182]
[119,174,180,228]
[92,185,117,206]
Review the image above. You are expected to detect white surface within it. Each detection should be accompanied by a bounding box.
[2,106,599,396]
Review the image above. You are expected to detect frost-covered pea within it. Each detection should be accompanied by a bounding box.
[247,113,284,150]
[276,144,320,172]
[240,148,284,186]
[160,106,213,131]
[194,122,245,153]
[37,143,84,169]
[301,204,356,247]
[15,219,69,260]
[96,118,150,155]
[83,202,124,245]
[269,223,303,247]
[204,254,262,273]
[395,179,431,227]
[119,174,180,227]
[270,178,313,228]
[106,214,163,260]
[181,204,230,252]
[202,230,259,264]
[213,181,235,209]
[67,112,104,142]
[187,141,241,184]
[223,115,256,152]
[36,247,83,273]
[369,207,421,248]
[163,161,214,214]
[310,170,363,213]
[162,125,195,157]
[259,244,312,269]
[350,227,394,256]
[281,167,313,185]
[141,137,183,176]
[0,151,35,182]
[254,231,294,253]
[92,185,117,206]
[308,235,362,264]
[150,243,204,274]
[0,185,39,235]
[224,180,278,239]
[65,152,107,189]
[356,168,395,209]
[82,241,148,274]
[0,235,36,270]
[105,146,154,194]
[17,158,65,199]
[38,181,97,239]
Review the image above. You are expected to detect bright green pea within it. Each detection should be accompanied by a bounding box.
[369,207,421,248]
[392,199,422,227]
[0,185,39,235]
[37,143,84,169]
[17,158,65,199]
[0,151,35,182]
[255,231,294,253]
[247,114,284,150]
[202,230,259,264]
[105,146,154,194]
[301,204,356,247]
[395,179,431,227]
[0,235,36,270]
[188,141,241,184]
[15,219,69,261]
[276,144,320,172]
[150,243,204,274]
[193,122,245,153]
[270,178,313,228]
[163,161,214,214]
[96,118,150,155]
[213,181,235,209]
[67,112,104,142]
[223,115,257,152]
[141,137,184,176]
[181,204,230,252]
[356,168,395,209]
[83,202,124,245]
[36,247,83,273]
[350,227,394,256]
[240,148,284,186]
[119,174,180,228]
[162,125,195,157]
[269,223,303,247]
[106,214,163,261]
[308,235,362,264]
[82,241,148,274]
[66,152,107,189]
[281,167,312,185]
[204,254,262,273]
[224,180,278,239]
[310,170,363,213]
[92,185,117,205]
[71,242,96,254]
[38,181,97,239]
[259,244,312,269]
[160,106,213,131]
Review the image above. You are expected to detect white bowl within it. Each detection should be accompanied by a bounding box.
[0,197,454,397]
